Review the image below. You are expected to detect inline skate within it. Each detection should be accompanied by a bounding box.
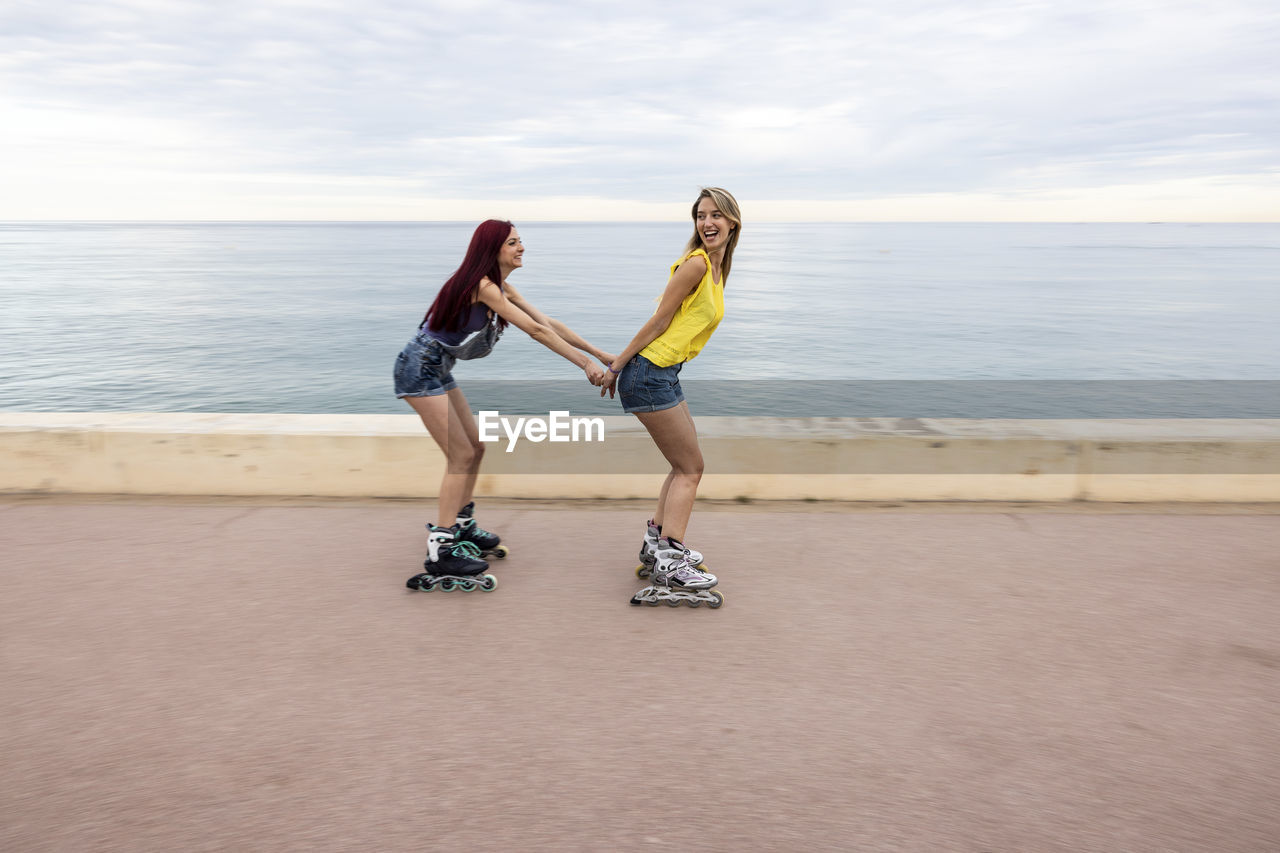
[635,519,704,579]
[455,501,509,559]
[406,524,498,592]
[631,537,722,609]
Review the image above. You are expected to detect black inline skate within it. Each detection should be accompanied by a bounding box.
[454,501,509,560]
[406,524,498,593]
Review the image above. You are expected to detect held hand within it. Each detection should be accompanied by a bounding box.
[598,353,618,370]
[599,367,618,398]
[584,362,606,386]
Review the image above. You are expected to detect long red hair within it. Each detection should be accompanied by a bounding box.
[421,219,513,332]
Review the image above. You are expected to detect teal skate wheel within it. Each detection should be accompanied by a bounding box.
[438,578,456,592]
[456,579,476,592]
[479,574,498,592]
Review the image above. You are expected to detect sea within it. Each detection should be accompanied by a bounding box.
[1,221,1278,418]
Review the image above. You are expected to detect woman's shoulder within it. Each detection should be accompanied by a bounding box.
[475,277,505,305]
[671,248,709,274]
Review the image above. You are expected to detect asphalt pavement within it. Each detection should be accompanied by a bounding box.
[3,497,1279,852]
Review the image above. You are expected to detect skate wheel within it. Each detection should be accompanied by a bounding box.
[491,545,509,559]
[706,591,724,609]
[438,578,456,592]
[456,579,476,592]
[635,564,650,579]
[686,598,701,608]
[479,574,498,592]
[665,598,681,607]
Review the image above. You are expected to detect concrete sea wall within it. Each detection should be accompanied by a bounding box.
[2,413,1278,502]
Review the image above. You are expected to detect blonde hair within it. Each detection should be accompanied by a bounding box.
[681,187,742,283]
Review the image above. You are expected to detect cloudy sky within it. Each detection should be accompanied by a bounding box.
[2,0,1277,220]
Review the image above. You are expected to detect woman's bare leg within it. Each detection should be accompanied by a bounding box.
[652,470,677,528]
[403,391,480,526]
[446,387,485,512]
[634,401,702,542]
[651,402,697,528]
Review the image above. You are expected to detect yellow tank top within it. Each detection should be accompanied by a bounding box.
[639,249,725,368]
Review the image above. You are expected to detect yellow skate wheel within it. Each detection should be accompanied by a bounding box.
[491,545,509,559]
[706,590,724,609]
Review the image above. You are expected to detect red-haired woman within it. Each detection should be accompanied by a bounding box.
[395,220,612,591]
[599,188,741,608]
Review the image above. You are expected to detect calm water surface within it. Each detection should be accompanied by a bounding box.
[1,222,1277,415]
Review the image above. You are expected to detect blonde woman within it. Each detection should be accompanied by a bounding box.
[599,187,741,608]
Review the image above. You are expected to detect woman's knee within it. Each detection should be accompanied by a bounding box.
[449,443,478,470]
[674,458,704,480]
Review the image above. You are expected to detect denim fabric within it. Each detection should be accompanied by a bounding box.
[422,316,504,361]
[393,334,458,398]
[617,354,685,414]
[394,317,505,398]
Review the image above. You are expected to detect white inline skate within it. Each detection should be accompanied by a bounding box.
[631,537,723,609]
[635,519,705,579]
[406,524,498,593]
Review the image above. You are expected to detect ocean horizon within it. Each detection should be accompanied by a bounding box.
[2,221,1277,416]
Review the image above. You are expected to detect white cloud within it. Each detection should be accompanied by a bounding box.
[0,0,1277,219]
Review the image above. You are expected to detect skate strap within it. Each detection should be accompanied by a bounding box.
[453,540,482,558]
[456,518,494,537]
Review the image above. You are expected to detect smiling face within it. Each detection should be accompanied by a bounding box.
[695,197,734,253]
[498,227,524,271]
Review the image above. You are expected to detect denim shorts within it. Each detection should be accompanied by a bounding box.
[393,335,458,398]
[617,354,684,414]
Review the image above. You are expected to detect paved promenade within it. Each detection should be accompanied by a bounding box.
[3,496,1279,852]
